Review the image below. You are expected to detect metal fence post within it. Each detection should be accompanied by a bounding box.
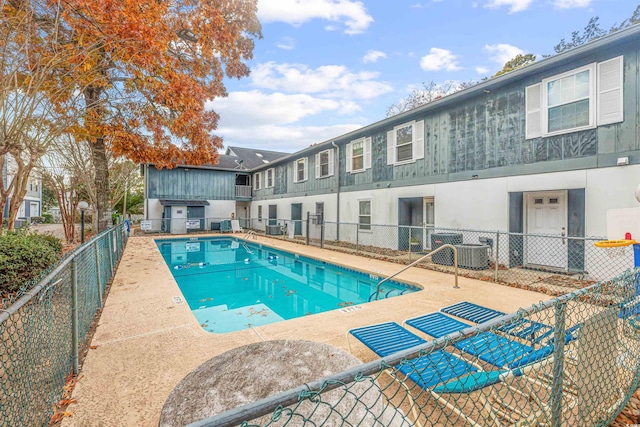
[306,212,310,246]
[71,257,79,375]
[94,241,103,307]
[356,225,359,255]
[108,229,114,275]
[320,221,325,249]
[551,301,567,426]
[494,230,500,282]
[408,226,413,263]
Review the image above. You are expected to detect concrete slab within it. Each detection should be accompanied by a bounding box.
[63,234,552,427]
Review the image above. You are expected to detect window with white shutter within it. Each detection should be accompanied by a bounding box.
[315,149,334,178]
[265,168,274,188]
[386,120,423,165]
[294,158,307,183]
[597,56,623,126]
[253,172,261,190]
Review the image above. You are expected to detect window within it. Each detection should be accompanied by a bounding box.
[294,158,308,183]
[544,65,594,134]
[346,137,372,173]
[314,149,334,179]
[525,57,623,139]
[358,200,371,231]
[266,168,274,188]
[258,205,263,221]
[253,172,261,190]
[386,120,424,165]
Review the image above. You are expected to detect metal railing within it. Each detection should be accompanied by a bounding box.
[187,269,640,427]
[235,185,252,198]
[0,222,128,427]
[374,244,460,300]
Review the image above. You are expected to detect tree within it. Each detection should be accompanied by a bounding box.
[42,136,91,243]
[41,0,262,232]
[386,80,478,117]
[0,0,91,229]
[493,54,536,78]
[554,5,640,54]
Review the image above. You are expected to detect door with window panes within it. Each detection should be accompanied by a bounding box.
[525,191,568,269]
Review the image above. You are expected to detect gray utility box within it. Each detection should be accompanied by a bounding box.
[431,233,463,265]
[455,244,490,270]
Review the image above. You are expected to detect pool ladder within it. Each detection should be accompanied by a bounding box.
[242,230,257,254]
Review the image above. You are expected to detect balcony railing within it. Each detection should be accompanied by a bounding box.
[235,185,252,198]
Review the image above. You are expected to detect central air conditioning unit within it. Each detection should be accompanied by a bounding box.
[455,244,490,270]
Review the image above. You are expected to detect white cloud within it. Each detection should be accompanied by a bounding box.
[363,50,387,63]
[257,0,374,35]
[552,0,591,8]
[208,91,359,127]
[483,0,533,13]
[277,37,295,50]
[251,62,393,99]
[419,48,461,72]
[475,66,489,74]
[484,43,524,65]
[218,124,363,152]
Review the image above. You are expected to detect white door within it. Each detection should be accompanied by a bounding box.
[525,191,567,269]
[171,206,187,234]
[30,202,39,217]
[423,197,435,249]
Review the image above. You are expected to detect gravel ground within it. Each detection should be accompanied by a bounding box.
[30,223,78,240]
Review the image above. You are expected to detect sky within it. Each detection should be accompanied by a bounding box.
[207,0,637,153]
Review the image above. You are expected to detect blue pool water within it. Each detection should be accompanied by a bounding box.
[156,237,420,333]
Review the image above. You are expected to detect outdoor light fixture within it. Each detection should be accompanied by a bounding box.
[78,201,89,244]
[617,157,630,166]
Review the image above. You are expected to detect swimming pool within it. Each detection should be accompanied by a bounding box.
[156,237,420,333]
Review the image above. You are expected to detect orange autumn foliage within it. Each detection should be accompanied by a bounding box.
[43,0,262,168]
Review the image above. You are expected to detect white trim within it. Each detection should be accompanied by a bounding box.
[348,138,366,173]
[358,198,372,232]
[540,63,596,137]
[387,120,419,165]
[294,157,308,183]
[265,168,275,188]
[315,149,334,179]
[253,172,261,190]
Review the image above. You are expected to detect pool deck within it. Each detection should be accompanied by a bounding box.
[62,234,552,427]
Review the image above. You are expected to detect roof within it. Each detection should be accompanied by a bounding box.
[224,146,290,169]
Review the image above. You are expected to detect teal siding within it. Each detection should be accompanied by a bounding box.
[148,166,235,200]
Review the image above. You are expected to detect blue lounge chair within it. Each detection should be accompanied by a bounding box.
[441,301,552,343]
[406,312,580,370]
[405,312,535,369]
[348,321,555,426]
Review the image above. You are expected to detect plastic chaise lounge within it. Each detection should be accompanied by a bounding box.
[441,301,552,343]
[405,311,579,370]
[231,220,243,233]
[347,322,533,426]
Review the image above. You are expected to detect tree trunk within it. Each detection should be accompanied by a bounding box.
[84,84,111,233]
[91,136,111,232]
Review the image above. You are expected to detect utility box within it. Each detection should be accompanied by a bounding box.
[431,233,463,265]
[456,244,489,270]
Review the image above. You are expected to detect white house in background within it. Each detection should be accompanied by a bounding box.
[2,154,43,224]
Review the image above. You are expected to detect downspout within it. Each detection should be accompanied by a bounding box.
[144,163,149,220]
[331,141,340,240]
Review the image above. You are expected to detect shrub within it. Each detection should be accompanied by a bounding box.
[42,213,53,224]
[0,229,63,294]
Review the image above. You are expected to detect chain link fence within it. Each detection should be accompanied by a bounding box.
[188,269,640,427]
[0,222,128,427]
